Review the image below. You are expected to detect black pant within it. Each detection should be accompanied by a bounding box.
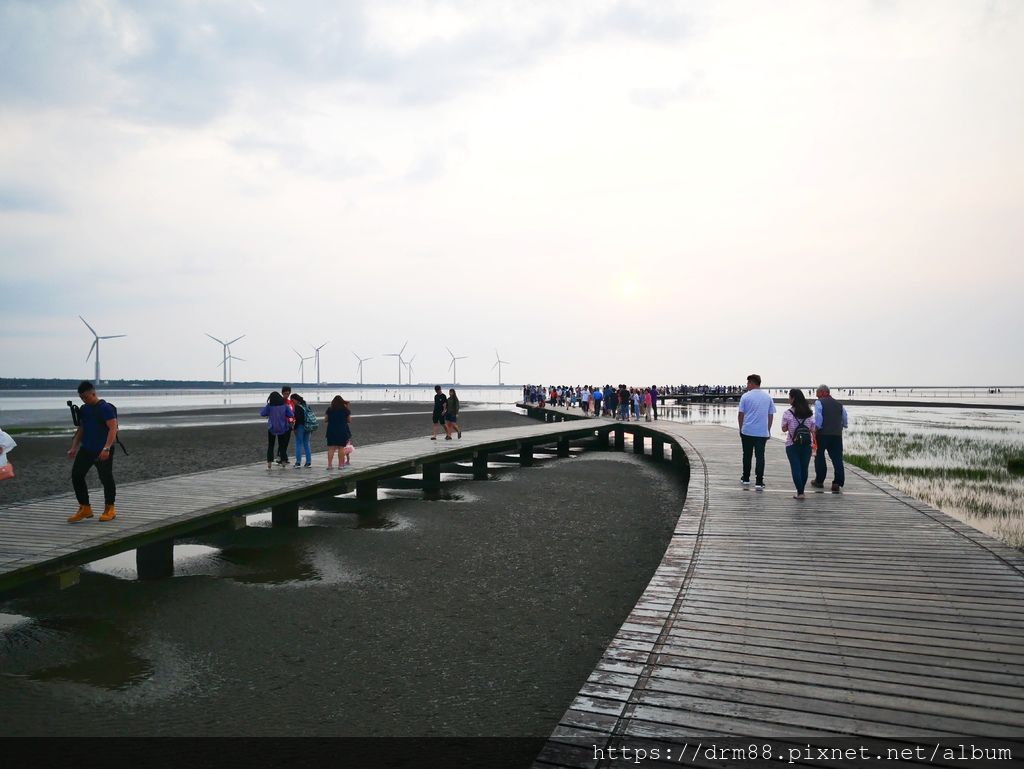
[71,449,116,506]
[652,398,658,420]
[268,431,291,464]
[814,434,845,487]
[740,434,768,484]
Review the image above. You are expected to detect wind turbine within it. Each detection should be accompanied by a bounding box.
[293,348,313,385]
[352,352,372,385]
[80,316,126,383]
[312,342,329,385]
[384,341,408,385]
[405,354,417,384]
[206,333,245,387]
[492,349,510,386]
[446,346,468,384]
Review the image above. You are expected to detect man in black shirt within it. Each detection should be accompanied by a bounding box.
[431,385,448,440]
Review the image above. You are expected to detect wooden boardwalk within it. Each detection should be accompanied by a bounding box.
[0,419,607,593]
[523,405,1024,766]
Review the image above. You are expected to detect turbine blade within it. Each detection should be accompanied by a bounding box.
[352,352,361,362]
[86,339,97,361]
[228,335,244,345]
[99,334,126,339]
[491,360,498,370]
[79,316,97,336]
[206,333,225,344]
[446,346,454,357]
[399,341,408,355]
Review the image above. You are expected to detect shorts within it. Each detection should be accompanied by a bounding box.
[446,413,459,423]
[432,412,445,424]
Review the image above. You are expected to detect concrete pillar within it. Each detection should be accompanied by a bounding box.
[672,444,687,471]
[614,428,625,451]
[53,567,80,590]
[597,430,610,450]
[557,437,570,458]
[272,501,299,527]
[519,444,534,467]
[633,431,645,455]
[423,463,441,496]
[652,439,664,460]
[356,479,378,502]
[137,538,174,580]
[473,452,489,480]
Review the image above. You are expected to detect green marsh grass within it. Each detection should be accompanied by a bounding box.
[845,428,1024,550]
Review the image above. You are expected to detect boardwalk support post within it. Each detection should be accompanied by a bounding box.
[633,431,645,455]
[597,430,610,450]
[53,567,80,590]
[272,501,299,527]
[423,463,441,498]
[473,452,489,480]
[557,437,570,458]
[137,538,174,580]
[614,428,625,451]
[651,439,664,460]
[356,479,378,502]
[519,444,534,467]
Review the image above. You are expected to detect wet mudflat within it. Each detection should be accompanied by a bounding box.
[0,447,684,743]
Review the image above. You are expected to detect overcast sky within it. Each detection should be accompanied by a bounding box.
[2,0,1022,386]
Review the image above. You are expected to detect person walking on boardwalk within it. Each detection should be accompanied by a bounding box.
[737,373,775,491]
[781,388,815,500]
[650,384,659,420]
[431,385,448,440]
[260,391,293,469]
[446,388,462,439]
[325,395,352,469]
[810,384,849,493]
[643,387,653,422]
[67,380,119,522]
[290,393,312,467]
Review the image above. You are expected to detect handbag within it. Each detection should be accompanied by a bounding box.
[0,463,14,481]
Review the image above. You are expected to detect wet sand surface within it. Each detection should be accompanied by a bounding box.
[0,411,685,750]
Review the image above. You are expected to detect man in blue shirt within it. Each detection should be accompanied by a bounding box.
[67,380,119,522]
[737,373,775,491]
[811,384,849,493]
[650,385,659,420]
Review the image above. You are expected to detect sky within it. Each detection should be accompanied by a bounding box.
[1,0,1022,387]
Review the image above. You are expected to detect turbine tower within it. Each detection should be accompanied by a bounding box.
[352,352,372,386]
[405,354,417,384]
[312,342,329,385]
[384,341,408,385]
[206,333,245,387]
[227,354,245,384]
[446,346,468,385]
[492,349,510,386]
[293,348,313,385]
[80,316,126,384]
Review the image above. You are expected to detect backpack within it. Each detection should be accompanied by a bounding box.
[791,412,812,447]
[303,402,319,432]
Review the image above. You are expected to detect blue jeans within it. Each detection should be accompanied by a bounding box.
[293,425,311,465]
[786,442,812,494]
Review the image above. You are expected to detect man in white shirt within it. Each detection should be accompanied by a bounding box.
[737,373,775,490]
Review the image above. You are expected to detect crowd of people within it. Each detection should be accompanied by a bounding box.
[522,384,662,421]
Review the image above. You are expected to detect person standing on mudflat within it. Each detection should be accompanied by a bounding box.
[431,385,448,440]
[811,384,849,493]
[67,380,119,523]
[737,373,775,491]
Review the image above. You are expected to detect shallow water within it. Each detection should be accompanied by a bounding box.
[0,451,684,738]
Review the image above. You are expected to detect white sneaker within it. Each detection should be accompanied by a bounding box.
[755,483,765,491]
[741,479,750,487]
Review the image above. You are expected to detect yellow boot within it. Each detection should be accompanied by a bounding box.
[68,504,93,523]
[99,504,117,522]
